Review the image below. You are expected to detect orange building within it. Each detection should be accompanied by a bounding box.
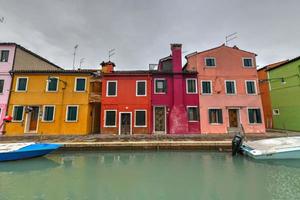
[257,60,289,129]
[100,62,151,135]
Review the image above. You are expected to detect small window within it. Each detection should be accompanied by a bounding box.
[155,79,167,93]
[0,50,9,62]
[47,77,58,92]
[75,78,86,92]
[248,108,262,124]
[66,106,78,122]
[205,57,216,67]
[202,81,212,94]
[209,109,223,124]
[136,81,146,96]
[186,79,197,94]
[273,109,280,116]
[107,81,117,96]
[135,110,146,127]
[246,81,256,94]
[43,106,55,122]
[243,58,253,67]
[187,107,199,121]
[105,110,116,127]
[225,81,236,94]
[0,79,4,93]
[13,106,24,121]
[16,77,28,91]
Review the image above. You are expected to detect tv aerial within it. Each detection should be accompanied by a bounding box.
[0,17,4,23]
[225,32,238,45]
[108,49,115,61]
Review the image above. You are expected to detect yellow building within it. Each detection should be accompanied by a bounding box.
[5,69,101,135]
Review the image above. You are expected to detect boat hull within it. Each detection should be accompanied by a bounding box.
[0,143,62,162]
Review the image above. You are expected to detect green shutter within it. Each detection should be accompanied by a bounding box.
[76,78,86,91]
[67,106,78,121]
[0,80,4,93]
[48,78,58,91]
[18,78,27,91]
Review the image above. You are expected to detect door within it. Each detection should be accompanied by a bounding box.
[29,106,39,132]
[91,104,101,134]
[120,113,131,135]
[228,109,239,127]
[154,107,166,133]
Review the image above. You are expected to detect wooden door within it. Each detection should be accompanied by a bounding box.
[29,107,39,131]
[154,107,166,133]
[229,109,238,127]
[120,113,131,135]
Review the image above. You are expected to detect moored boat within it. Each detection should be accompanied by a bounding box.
[0,142,62,162]
[232,135,300,159]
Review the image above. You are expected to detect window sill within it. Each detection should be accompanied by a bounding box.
[74,91,86,93]
[209,123,223,126]
[134,125,147,128]
[249,123,263,125]
[186,92,198,94]
[65,120,78,123]
[136,95,147,97]
[104,125,117,128]
[188,120,199,123]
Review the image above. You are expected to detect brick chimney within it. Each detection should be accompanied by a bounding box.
[101,61,115,73]
[171,43,182,73]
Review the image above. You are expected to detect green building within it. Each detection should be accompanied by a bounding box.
[267,56,300,131]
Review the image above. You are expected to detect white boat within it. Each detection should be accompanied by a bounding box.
[233,135,300,159]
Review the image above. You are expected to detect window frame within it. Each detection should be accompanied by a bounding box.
[74,77,87,92]
[245,80,257,95]
[46,77,59,92]
[0,50,9,62]
[208,108,223,125]
[0,79,4,94]
[186,78,198,94]
[42,105,56,122]
[12,105,25,122]
[204,57,216,67]
[15,77,28,92]
[225,80,237,95]
[134,109,147,127]
[106,80,118,97]
[201,80,212,95]
[154,78,167,94]
[136,80,147,96]
[187,106,199,122]
[242,57,254,68]
[247,108,263,124]
[65,105,79,122]
[104,110,117,127]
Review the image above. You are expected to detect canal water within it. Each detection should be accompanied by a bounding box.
[1,151,300,200]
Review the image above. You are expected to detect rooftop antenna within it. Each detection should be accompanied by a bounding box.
[225,32,238,45]
[108,49,115,61]
[0,17,4,23]
[72,44,79,70]
[79,58,85,68]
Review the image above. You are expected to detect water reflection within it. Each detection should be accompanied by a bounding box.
[252,159,300,169]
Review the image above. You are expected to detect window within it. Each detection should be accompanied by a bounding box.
[246,81,256,94]
[43,106,55,122]
[273,109,280,115]
[12,106,24,121]
[0,50,9,62]
[201,81,212,94]
[248,108,262,124]
[187,107,199,121]
[75,78,86,92]
[66,106,78,122]
[106,81,117,96]
[136,81,146,96]
[105,110,116,127]
[16,77,28,92]
[186,79,197,94]
[209,109,223,124]
[225,81,236,94]
[47,77,58,92]
[205,57,216,67]
[155,79,167,93]
[0,79,4,93]
[135,110,146,127]
[243,58,253,67]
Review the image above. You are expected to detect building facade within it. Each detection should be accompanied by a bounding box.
[151,44,200,134]
[5,70,101,135]
[100,62,151,135]
[0,43,61,133]
[185,44,265,134]
[267,57,300,131]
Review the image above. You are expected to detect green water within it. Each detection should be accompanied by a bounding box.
[1,151,300,200]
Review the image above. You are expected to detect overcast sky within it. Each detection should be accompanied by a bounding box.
[0,0,299,70]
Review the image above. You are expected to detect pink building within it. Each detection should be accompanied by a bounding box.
[151,44,200,134]
[185,44,265,134]
[0,43,61,134]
